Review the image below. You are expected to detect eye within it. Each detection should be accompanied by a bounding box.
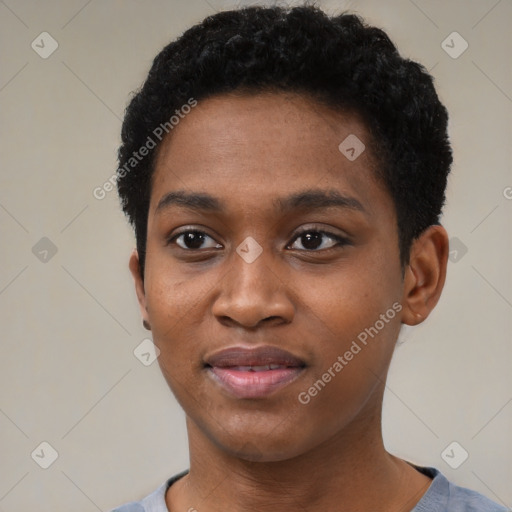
[171,230,222,250]
[288,229,349,251]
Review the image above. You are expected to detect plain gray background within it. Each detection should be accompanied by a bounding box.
[0,0,511,510]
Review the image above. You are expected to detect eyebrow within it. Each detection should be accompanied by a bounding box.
[276,189,365,214]
[155,191,222,213]
[155,189,365,215]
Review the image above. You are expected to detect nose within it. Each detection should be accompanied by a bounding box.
[211,248,295,329]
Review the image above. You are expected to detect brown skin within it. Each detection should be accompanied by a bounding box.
[129,92,449,511]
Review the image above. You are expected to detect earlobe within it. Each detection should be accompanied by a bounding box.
[129,249,151,328]
[401,225,449,326]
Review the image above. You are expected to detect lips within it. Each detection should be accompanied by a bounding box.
[204,345,306,399]
[205,345,306,368]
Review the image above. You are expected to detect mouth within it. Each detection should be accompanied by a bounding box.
[204,345,306,399]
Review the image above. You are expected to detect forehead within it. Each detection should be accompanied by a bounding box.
[150,92,390,218]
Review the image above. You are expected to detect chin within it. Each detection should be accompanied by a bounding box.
[209,425,315,463]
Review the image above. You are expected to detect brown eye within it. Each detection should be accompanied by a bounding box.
[299,232,323,250]
[173,231,221,250]
[288,230,349,251]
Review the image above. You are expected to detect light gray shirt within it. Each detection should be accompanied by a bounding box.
[110,466,509,512]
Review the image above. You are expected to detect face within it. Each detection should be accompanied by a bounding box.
[132,92,408,462]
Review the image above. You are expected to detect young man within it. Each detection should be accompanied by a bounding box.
[111,5,507,512]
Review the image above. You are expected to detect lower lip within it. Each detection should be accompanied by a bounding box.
[207,367,304,399]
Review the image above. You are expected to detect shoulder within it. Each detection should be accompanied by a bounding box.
[108,470,189,512]
[445,480,509,512]
[413,467,509,512]
[109,504,145,512]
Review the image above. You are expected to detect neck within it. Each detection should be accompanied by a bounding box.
[167,399,432,512]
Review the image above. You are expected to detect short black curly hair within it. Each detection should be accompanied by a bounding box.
[117,4,452,277]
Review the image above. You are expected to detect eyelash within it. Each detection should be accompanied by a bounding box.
[168,227,350,252]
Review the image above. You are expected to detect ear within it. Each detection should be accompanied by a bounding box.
[401,225,449,326]
[129,249,150,328]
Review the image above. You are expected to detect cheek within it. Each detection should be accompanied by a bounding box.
[297,250,403,393]
[142,257,222,391]
[144,250,211,330]
[293,280,401,443]
[143,264,196,360]
[304,251,402,338]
